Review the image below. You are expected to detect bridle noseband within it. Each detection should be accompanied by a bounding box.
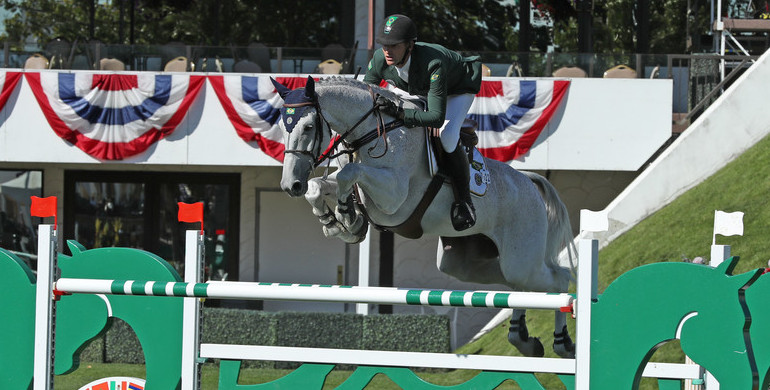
[282,85,404,168]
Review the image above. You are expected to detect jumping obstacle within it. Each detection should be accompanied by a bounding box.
[54,279,575,311]
[29,226,733,389]
[23,204,770,389]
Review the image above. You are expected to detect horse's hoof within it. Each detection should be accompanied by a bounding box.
[508,335,545,357]
[553,326,575,358]
[554,344,575,359]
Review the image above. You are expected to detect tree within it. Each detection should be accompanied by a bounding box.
[543,0,711,54]
[2,0,120,45]
[1,0,710,55]
[0,0,343,48]
[397,0,519,52]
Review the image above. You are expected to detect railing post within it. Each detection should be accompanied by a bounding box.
[276,47,283,73]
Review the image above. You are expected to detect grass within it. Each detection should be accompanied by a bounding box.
[55,134,770,389]
[456,132,770,389]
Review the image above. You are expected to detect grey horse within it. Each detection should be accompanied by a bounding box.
[272,76,577,358]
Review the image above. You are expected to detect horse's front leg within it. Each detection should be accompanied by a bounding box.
[306,176,368,244]
[335,163,408,216]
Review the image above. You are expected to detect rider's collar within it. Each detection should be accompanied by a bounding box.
[280,88,317,133]
[396,55,410,82]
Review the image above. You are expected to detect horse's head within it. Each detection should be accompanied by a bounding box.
[271,76,331,197]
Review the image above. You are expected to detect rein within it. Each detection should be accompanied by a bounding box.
[283,84,404,168]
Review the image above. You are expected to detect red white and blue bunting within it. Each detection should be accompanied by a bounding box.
[209,75,295,162]
[15,72,566,163]
[25,72,204,160]
[0,71,21,112]
[470,79,569,162]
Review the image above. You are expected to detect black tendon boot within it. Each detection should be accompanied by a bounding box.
[446,145,476,231]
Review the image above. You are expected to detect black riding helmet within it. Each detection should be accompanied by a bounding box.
[376,14,417,45]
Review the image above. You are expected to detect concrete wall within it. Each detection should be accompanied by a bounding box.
[0,71,671,172]
[579,49,770,248]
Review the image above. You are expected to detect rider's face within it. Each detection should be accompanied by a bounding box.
[382,42,410,67]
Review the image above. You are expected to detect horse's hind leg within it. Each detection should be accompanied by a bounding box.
[508,309,545,357]
[553,311,575,358]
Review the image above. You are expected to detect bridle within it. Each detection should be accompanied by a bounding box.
[281,98,328,163]
[282,85,404,168]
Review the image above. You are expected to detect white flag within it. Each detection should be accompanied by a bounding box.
[714,210,744,238]
[580,209,609,233]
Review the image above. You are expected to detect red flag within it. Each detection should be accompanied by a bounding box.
[30,196,57,228]
[178,202,204,233]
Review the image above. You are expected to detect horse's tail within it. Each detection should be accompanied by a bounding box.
[522,171,578,278]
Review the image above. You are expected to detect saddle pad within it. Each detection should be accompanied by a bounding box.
[426,128,490,197]
[469,148,491,196]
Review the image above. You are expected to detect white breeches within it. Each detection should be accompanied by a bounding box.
[439,93,475,152]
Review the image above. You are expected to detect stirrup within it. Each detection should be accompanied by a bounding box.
[451,201,476,231]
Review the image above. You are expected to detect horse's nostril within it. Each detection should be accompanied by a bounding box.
[291,182,304,195]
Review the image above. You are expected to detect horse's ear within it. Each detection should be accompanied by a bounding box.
[305,76,315,99]
[270,77,291,100]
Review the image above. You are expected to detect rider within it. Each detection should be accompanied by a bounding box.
[363,14,482,231]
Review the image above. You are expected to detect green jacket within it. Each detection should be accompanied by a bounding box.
[364,42,482,128]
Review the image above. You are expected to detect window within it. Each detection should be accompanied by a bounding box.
[0,170,42,269]
[64,171,240,282]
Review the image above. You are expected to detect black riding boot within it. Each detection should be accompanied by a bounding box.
[446,145,476,231]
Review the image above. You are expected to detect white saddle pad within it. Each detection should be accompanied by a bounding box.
[426,128,490,197]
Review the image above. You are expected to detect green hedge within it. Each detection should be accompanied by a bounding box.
[78,308,450,369]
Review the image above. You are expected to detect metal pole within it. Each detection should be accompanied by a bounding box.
[32,225,57,390]
[356,226,370,314]
[368,0,375,61]
[181,230,204,390]
[574,238,597,390]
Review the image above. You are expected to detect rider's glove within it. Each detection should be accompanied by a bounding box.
[375,95,404,120]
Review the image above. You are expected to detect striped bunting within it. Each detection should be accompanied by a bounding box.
[471,79,569,162]
[0,71,21,112]
[25,72,205,160]
[208,75,301,162]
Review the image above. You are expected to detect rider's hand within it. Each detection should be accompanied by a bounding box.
[375,95,404,120]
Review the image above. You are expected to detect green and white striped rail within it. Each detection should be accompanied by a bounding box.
[54,279,574,311]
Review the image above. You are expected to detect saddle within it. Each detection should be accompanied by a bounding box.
[365,117,490,239]
[428,119,489,196]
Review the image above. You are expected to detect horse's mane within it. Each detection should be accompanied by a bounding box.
[316,76,402,102]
